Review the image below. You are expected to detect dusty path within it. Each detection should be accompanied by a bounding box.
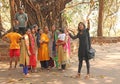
[0,43,120,84]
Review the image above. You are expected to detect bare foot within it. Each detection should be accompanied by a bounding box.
[8,66,12,70]
[62,69,65,72]
[25,74,31,78]
[28,70,31,73]
[31,69,38,73]
[85,74,90,79]
[46,68,50,72]
[75,73,81,78]
[38,69,42,72]
[13,66,17,70]
[58,69,62,71]
[47,69,50,72]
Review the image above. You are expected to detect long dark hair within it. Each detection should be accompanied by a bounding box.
[24,28,30,35]
[78,22,86,32]
[59,29,64,33]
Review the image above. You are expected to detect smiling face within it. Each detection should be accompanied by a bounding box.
[39,29,43,35]
[26,29,31,35]
[78,22,85,31]
[31,28,35,34]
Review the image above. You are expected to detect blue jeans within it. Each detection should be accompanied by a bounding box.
[23,66,28,75]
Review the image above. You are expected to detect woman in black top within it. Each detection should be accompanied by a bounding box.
[69,20,91,79]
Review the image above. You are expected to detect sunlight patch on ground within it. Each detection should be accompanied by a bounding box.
[0,43,120,84]
[105,54,120,59]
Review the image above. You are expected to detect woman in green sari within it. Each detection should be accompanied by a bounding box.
[51,25,59,68]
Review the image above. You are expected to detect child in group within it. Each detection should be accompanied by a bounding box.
[2,28,22,69]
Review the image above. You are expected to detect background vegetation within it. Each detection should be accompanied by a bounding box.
[0,0,120,37]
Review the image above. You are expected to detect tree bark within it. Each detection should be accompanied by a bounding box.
[97,0,104,36]
[9,0,15,28]
[9,0,72,29]
[0,14,3,37]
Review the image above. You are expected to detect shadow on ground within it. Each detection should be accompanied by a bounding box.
[0,43,120,84]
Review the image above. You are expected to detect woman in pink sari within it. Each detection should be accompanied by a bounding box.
[28,28,37,72]
[64,28,71,58]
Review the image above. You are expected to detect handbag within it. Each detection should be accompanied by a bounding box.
[85,29,96,59]
[88,48,96,59]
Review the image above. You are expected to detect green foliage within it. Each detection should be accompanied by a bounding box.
[62,13,72,23]
[103,0,120,36]
[0,0,11,31]
[0,0,120,37]
[63,0,99,36]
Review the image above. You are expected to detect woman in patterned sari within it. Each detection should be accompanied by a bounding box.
[56,29,68,71]
[19,28,31,77]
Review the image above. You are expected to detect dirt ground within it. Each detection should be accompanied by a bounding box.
[0,43,120,84]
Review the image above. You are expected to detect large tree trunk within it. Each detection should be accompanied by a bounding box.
[0,15,2,37]
[0,14,2,29]
[9,0,72,29]
[9,0,15,28]
[97,0,104,36]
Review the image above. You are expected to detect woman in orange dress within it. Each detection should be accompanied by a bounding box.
[38,28,50,69]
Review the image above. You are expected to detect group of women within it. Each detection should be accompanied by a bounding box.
[16,20,91,79]
[19,24,71,77]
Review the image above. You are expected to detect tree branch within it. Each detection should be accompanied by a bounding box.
[65,1,98,9]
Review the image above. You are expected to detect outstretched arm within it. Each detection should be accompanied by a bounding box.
[87,19,90,30]
[69,33,78,40]
[68,29,78,40]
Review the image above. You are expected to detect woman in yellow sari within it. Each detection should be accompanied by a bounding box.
[38,28,50,69]
[56,29,68,71]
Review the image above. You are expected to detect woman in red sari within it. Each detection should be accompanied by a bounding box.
[28,27,37,72]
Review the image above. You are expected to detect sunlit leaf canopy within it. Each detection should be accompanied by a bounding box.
[64,0,120,36]
[0,0,120,37]
[0,0,11,31]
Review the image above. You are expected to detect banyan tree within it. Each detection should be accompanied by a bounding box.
[9,0,72,29]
